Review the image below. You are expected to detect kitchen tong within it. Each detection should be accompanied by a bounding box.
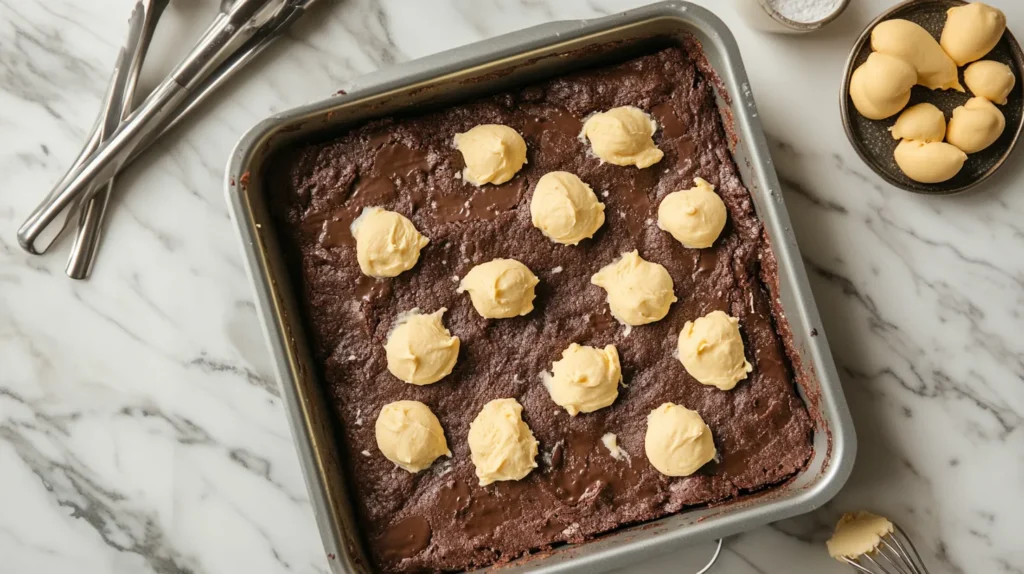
[17,0,319,278]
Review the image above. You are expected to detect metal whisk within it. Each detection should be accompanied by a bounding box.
[841,522,929,574]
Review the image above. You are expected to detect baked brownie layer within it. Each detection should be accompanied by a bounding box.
[265,45,814,573]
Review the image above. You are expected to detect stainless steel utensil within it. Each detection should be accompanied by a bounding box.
[172,0,317,125]
[17,0,284,256]
[66,0,169,279]
[27,64,119,253]
[842,523,929,574]
[124,0,319,153]
[40,0,145,262]
[226,3,856,572]
[62,0,321,277]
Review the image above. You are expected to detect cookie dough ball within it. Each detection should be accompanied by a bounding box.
[677,310,752,391]
[890,103,946,143]
[352,207,429,278]
[946,97,1005,153]
[893,140,967,183]
[543,343,622,416]
[849,52,918,120]
[384,308,460,385]
[657,177,728,248]
[454,124,527,185]
[581,106,664,168]
[468,398,538,486]
[964,60,1016,105]
[530,171,605,245]
[871,19,962,91]
[458,258,539,319]
[375,401,451,473]
[941,2,1006,67]
[591,250,677,326]
[827,512,895,560]
[645,403,716,477]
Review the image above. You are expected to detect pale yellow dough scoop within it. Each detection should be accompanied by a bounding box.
[826,511,895,560]
[468,398,539,486]
[890,103,945,143]
[946,96,1005,154]
[893,140,967,183]
[458,258,539,319]
[963,60,1016,105]
[941,2,1007,67]
[530,171,605,245]
[849,52,918,120]
[384,308,460,385]
[645,402,716,477]
[871,19,963,91]
[543,343,622,416]
[591,250,677,326]
[677,310,752,391]
[581,106,664,168]
[657,177,728,249]
[454,124,527,185]
[352,207,429,278]
[375,401,451,473]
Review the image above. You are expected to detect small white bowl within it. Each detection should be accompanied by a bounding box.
[732,0,850,34]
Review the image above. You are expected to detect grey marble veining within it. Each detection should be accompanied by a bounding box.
[1,1,1023,573]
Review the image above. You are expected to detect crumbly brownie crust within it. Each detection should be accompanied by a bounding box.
[265,45,814,573]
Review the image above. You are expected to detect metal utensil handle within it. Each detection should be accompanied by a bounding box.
[65,0,318,278]
[24,64,116,255]
[15,80,186,254]
[67,0,169,279]
[65,1,311,277]
[26,119,104,255]
[168,0,312,129]
[125,0,309,160]
[15,0,272,255]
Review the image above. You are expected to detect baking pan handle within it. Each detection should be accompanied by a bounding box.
[696,539,723,573]
[345,18,592,94]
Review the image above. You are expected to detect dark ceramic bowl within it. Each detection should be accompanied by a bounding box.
[841,0,1024,194]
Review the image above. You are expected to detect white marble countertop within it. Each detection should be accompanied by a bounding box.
[2,0,1022,573]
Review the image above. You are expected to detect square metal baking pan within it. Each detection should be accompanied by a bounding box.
[225,2,856,572]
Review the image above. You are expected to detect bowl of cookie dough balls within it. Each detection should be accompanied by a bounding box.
[842,0,1024,194]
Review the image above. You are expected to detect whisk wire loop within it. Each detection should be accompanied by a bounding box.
[891,525,927,574]
[840,523,930,574]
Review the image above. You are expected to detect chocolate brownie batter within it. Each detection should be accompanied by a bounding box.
[265,45,814,573]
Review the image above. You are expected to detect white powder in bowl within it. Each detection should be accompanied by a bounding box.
[765,0,843,23]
